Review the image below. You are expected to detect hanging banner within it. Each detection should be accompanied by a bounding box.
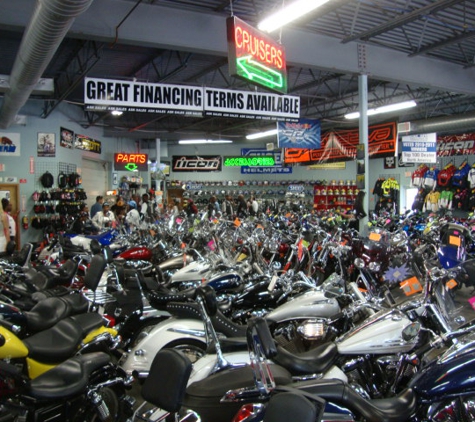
[284,122,397,164]
[401,133,437,163]
[84,78,299,122]
[437,133,475,156]
[277,118,321,149]
[203,87,299,121]
[0,133,20,156]
[75,134,102,154]
[240,148,292,174]
[172,155,222,172]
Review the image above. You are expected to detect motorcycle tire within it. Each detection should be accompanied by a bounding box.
[164,338,207,364]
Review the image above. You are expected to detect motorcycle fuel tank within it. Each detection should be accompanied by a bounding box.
[336,308,418,354]
[118,246,153,261]
[265,290,340,323]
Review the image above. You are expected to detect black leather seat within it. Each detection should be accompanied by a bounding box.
[28,352,110,399]
[39,259,79,289]
[264,392,321,422]
[24,297,70,332]
[273,342,338,375]
[23,313,104,364]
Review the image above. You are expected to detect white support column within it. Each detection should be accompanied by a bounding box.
[358,73,369,232]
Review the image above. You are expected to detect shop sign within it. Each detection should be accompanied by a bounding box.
[224,156,275,167]
[84,78,299,122]
[114,153,148,171]
[308,162,346,170]
[401,133,437,163]
[0,133,20,156]
[240,148,292,174]
[277,118,321,149]
[75,134,101,154]
[226,16,287,94]
[437,133,475,156]
[172,156,222,172]
[284,122,397,164]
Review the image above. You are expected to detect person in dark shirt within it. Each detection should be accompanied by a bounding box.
[90,196,103,219]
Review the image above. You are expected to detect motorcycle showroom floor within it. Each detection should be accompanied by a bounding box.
[122,281,475,414]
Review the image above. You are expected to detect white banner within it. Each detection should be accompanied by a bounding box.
[401,133,437,163]
[204,87,299,121]
[84,78,299,121]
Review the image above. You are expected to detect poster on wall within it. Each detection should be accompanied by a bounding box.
[284,122,397,164]
[401,133,437,163]
[75,134,102,154]
[384,156,397,169]
[0,133,20,156]
[37,133,56,157]
[60,127,74,149]
[277,118,321,149]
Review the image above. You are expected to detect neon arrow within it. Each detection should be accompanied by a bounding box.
[236,55,284,89]
[125,163,138,171]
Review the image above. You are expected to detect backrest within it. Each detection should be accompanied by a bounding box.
[83,254,107,291]
[264,392,320,422]
[141,349,192,412]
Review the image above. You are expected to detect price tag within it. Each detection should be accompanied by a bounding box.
[268,275,278,291]
[234,218,241,227]
[446,279,457,290]
[400,276,423,296]
[449,235,461,247]
[369,232,382,241]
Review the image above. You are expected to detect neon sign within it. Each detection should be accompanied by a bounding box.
[114,153,148,171]
[227,16,287,94]
[224,156,275,167]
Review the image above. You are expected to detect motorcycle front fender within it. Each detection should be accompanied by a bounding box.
[120,318,206,376]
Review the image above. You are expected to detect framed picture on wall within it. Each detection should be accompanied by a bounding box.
[37,133,56,157]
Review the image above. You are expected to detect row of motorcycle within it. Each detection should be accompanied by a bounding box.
[1,208,475,421]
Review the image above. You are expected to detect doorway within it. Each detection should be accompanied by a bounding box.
[0,183,20,248]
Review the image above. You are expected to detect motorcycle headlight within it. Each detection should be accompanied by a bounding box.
[297,319,326,340]
[354,258,365,269]
[368,262,381,272]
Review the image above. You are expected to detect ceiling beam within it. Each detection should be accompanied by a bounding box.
[409,30,475,57]
[2,0,475,95]
[341,0,465,44]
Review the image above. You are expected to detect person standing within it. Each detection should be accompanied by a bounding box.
[91,202,115,230]
[249,196,258,217]
[1,198,16,241]
[126,200,142,230]
[90,196,104,219]
[140,193,153,223]
[0,205,10,252]
[221,195,234,218]
[236,195,248,218]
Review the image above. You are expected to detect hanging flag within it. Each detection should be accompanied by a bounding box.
[278,118,321,149]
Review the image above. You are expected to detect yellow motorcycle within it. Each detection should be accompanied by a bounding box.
[0,312,119,379]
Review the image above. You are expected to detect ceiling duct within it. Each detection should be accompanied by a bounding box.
[407,111,475,136]
[0,0,94,129]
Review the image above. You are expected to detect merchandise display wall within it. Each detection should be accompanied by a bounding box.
[0,100,418,248]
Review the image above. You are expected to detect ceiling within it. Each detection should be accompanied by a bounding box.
[1,0,475,143]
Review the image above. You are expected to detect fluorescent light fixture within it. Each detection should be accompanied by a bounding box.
[344,100,417,119]
[111,110,123,116]
[258,0,331,33]
[246,129,278,140]
[178,139,233,145]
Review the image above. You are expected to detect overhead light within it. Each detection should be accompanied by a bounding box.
[178,139,233,145]
[344,100,417,119]
[258,0,331,33]
[111,110,123,116]
[246,129,278,140]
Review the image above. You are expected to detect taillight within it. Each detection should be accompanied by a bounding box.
[102,314,116,327]
[231,403,264,422]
